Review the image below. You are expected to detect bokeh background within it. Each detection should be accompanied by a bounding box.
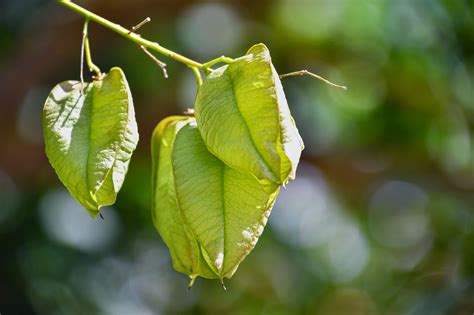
[1,0,474,314]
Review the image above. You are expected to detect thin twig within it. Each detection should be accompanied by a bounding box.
[140,45,168,78]
[279,70,347,90]
[128,17,151,34]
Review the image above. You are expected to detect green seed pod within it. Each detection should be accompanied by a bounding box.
[195,43,304,189]
[152,116,279,283]
[43,67,139,217]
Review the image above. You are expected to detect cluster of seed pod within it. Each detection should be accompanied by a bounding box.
[152,44,304,287]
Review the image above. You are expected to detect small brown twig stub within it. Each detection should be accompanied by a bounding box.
[140,45,168,78]
[279,69,347,90]
[128,17,151,34]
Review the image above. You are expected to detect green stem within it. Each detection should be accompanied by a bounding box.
[82,18,102,76]
[202,55,234,71]
[190,67,203,87]
[58,0,204,69]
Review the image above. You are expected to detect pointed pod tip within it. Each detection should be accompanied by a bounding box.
[188,275,197,290]
[220,279,227,291]
[86,208,100,219]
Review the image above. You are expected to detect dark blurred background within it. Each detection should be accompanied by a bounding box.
[1,0,474,314]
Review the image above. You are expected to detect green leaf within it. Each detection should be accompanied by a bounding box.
[152,117,279,280]
[43,67,139,217]
[151,116,217,280]
[195,43,304,188]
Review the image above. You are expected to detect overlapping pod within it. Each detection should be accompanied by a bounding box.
[151,116,216,280]
[43,67,139,217]
[152,117,279,281]
[195,43,304,189]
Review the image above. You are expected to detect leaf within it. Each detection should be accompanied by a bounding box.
[152,117,279,280]
[151,116,217,280]
[43,67,139,217]
[195,43,304,188]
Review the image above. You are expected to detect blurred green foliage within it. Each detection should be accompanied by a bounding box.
[1,0,474,314]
